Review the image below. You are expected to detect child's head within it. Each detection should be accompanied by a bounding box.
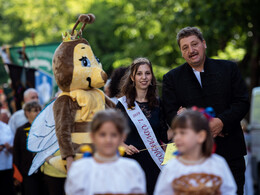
[171,109,213,157]
[91,109,129,157]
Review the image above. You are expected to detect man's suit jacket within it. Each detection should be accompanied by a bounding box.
[162,57,250,160]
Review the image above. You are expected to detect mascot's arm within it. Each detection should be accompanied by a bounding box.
[53,95,80,160]
[105,95,116,108]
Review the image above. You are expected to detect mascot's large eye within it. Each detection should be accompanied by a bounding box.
[79,56,91,67]
[95,56,100,63]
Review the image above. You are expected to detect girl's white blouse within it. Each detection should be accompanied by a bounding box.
[65,157,146,195]
[154,154,237,195]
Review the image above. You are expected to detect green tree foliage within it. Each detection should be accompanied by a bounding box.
[0,0,95,44]
[0,0,259,87]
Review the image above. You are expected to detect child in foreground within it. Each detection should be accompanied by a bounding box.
[154,109,236,195]
[65,109,146,195]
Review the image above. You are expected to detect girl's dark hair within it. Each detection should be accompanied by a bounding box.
[171,109,213,157]
[120,57,158,109]
[109,67,128,98]
[23,101,42,112]
[91,109,129,135]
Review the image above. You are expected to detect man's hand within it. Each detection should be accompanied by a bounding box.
[66,156,74,171]
[209,118,224,137]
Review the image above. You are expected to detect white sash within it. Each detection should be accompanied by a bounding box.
[118,96,165,170]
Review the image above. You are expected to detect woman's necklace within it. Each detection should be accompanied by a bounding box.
[94,153,119,163]
[178,156,205,165]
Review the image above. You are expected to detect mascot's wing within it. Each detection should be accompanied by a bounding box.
[27,99,57,152]
[28,141,59,175]
[27,99,59,175]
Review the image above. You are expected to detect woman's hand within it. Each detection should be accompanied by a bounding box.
[122,143,139,155]
[177,106,186,115]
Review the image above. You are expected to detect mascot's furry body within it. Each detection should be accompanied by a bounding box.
[53,37,107,161]
[28,14,114,175]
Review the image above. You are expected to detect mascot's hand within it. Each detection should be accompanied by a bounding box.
[66,156,74,171]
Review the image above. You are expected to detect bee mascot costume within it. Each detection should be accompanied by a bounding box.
[27,13,115,175]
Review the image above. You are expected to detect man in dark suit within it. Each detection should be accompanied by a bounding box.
[162,27,249,195]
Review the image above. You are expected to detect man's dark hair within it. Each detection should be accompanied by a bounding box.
[177,27,204,47]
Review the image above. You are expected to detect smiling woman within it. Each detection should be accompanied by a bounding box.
[116,57,169,195]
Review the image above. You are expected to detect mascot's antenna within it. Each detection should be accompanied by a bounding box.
[71,14,95,36]
[62,14,96,42]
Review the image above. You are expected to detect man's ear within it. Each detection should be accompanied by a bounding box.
[203,40,207,49]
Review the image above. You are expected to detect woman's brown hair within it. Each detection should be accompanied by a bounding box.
[23,101,42,112]
[91,109,129,135]
[171,109,213,157]
[120,57,158,109]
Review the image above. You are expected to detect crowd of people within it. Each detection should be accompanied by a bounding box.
[0,26,252,195]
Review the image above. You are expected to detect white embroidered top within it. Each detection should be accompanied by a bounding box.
[65,157,146,195]
[154,154,237,195]
[0,121,14,170]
